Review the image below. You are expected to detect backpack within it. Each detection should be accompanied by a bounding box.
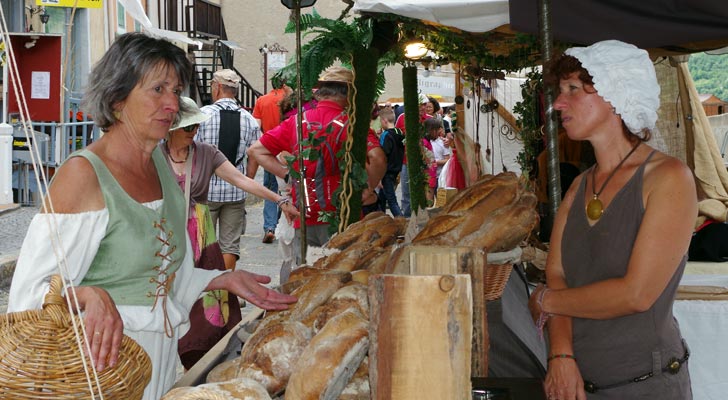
[380,128,405,173]
[294,110,348,218]
[214,104,242,165]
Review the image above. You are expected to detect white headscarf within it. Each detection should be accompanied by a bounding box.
[565,40,660,134]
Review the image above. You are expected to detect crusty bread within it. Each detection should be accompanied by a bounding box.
[456,180,519,238]
[302,283,369,333]
[338,356,369,400]
[443,172,518,213]
[237,321,312,395]
[369,222,402,248]
[287,271,351,321]
[206,357,240,383]
[350,269,370,285]
[288,266,325,284]
[326,243,371,272]
[326,214,393,249]
[237,361,280,396]
[365,248,392,275]
[285,309,369,400]
[411,214,466,243]
[163,377,272,399]
[460,193,539,251]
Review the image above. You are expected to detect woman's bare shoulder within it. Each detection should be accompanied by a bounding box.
[43,156,104,213]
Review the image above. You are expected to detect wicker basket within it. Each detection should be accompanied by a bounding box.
[0,275,152,399]
[483,263,513,302]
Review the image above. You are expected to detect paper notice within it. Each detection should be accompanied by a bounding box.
[31,71,51,99]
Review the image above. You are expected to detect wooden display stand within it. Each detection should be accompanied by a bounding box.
[369,274,472,400]
[386,244,518,378]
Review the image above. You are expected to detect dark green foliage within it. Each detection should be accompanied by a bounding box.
[689,52,728,102]
[514,69,544,179]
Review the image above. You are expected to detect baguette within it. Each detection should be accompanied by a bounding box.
[326,214,393,249]
[460,194,539,251]
[412,214,466,243]
[442,172,517,213]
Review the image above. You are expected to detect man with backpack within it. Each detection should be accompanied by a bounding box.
[196,69,261,271]
[377,107,405,216]
[248,66,384,282]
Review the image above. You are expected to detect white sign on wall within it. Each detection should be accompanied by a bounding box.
[417,73,456,99]
[268,53,287,71]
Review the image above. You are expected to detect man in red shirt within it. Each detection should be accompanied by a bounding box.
[248,66,384,281]
[253,77,292,244]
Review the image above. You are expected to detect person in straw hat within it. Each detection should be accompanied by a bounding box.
[249,65,386,283]
[528,40,695,400]
[161,96,299,369]
[7,33,297,399]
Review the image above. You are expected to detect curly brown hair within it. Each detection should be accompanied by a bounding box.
[544,53,648,142]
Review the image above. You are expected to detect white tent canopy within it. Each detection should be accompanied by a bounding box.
[352,0,509,34]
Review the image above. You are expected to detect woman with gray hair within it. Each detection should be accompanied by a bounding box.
[7,32,296,399]
[528,40,696,400]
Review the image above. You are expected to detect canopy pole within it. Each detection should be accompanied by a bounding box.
[539,0,561,239]
[293,0,307,264]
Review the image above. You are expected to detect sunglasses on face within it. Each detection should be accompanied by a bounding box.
[182,124,199,132]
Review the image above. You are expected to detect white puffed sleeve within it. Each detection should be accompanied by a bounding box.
[8,210,107,312]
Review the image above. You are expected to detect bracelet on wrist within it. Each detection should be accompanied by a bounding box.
[277,197,291,207]
[547,354,576,363]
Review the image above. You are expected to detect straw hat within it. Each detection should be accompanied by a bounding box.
[170,97,210,130]
[212,69,241,88]
[316,66,353,86]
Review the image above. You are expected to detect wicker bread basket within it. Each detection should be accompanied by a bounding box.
[0,275,152,399]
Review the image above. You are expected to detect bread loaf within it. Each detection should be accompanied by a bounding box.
[456,180,519,238]
[365,248,392,274]
[206,357,240,383]
[326,214,392,249]
[302,283,369,333]
[237,320,312,395]
[411,214,465,243]
[338,356,370,400]
[460,193,539,251]
[285,309,369,400]
[163,377,272,400]
[442,172,517,213]
[287,271,351,321]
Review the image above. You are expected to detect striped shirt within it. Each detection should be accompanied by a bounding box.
[195,98,261,202]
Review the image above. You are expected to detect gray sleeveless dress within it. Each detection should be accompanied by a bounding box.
[561,151,692,399]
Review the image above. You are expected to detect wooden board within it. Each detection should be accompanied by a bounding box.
[369,274,472,400]
[388,245,489,377]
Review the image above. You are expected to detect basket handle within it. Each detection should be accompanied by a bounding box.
[42,274,71,327]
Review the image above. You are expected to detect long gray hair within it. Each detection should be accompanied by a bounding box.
[83,32,192,131]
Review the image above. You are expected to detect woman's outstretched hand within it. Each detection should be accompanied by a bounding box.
[207,270,297,311]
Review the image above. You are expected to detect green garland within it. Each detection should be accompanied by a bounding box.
[514,69,543,180]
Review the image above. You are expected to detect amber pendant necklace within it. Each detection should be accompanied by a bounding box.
[586,142,641,220]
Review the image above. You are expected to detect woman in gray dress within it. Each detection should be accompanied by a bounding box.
[528,40,696,399]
